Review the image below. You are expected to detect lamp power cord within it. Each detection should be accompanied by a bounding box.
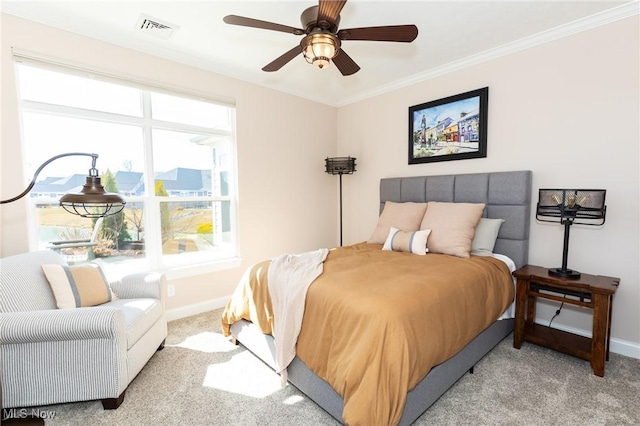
[548,295,566,327]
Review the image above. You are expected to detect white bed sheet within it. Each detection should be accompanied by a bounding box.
[491,252,517,320]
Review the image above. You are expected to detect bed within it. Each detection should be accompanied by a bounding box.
[222,170,532,425]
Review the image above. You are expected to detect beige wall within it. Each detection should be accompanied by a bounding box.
[337,16,639,350]
[1,13,638,353]
[0,14,339,306]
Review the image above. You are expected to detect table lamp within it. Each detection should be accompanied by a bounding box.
[536,188,606,279]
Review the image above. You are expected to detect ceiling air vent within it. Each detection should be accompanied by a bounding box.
[136,14,178,40]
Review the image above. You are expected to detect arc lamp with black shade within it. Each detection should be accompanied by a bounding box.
[0,152,126,218]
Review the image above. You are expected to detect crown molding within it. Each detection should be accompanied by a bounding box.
[337,1,640,108]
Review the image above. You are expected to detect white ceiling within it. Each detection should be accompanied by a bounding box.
[1,1,636,106]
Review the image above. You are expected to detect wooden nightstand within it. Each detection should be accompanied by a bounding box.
[512,265,619,377]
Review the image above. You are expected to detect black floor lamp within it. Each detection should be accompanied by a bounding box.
[325,156,356,246]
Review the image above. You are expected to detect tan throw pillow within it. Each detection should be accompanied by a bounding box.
[382,227,431,255]
[420,201,486,258]
[41,263,112,309]
[367,201,428,244]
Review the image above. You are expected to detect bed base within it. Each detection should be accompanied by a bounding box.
[230,318,514,425]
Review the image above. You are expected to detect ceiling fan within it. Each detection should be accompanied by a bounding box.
[223,0,418,76]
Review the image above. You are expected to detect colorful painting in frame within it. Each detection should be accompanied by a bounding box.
[409,87,488,164]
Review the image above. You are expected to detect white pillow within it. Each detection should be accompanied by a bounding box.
[382,227,431,255]
[471,218,505,256]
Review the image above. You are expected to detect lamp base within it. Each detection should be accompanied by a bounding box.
[548,267,581,279]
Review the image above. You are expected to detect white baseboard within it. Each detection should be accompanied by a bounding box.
[166,297,228,322]
[534,318,640,360]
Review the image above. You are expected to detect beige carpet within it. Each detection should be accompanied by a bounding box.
[7,308,640,425]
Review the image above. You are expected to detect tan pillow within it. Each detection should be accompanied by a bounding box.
[367,201,428,244]
[420,201,485,258]
[42,263,112,309]
[382,227,431,255]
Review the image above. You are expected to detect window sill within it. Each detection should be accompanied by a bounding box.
[97,256,242,282]
[162,257,242,280]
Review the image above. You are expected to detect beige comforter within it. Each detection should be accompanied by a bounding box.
[221,242,514,426]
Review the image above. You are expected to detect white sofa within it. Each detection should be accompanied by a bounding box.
[0,250,167,409]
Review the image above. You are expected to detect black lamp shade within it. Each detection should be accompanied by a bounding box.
[325,157,356,175]
[536,189,606,225]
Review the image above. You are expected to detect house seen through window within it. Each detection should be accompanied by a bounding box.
[15,60,238,276]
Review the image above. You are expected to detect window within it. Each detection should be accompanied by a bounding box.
[15,60,238,277]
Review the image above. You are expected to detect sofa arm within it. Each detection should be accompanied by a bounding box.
[0,307,126,344]
[111,272,166,302]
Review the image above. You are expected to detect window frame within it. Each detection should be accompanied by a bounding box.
[14,55,241,279]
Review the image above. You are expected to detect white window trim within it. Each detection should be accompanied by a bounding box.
[12,48,236,107]
[15,53,241,278]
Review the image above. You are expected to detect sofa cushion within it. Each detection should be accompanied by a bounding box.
[102,298,164,349]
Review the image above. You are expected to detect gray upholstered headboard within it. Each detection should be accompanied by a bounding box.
[379,170,532,268]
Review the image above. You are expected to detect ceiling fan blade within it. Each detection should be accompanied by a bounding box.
[262,45,303,72]
[317,0,347,26]
[332,49,360,76]
[338,25,419,42]
[223,15,304,35]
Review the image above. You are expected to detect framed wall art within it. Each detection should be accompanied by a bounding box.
[408,87,488,164]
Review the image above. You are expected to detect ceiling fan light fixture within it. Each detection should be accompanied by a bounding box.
[224,1,418,75]
[302,33,339,69]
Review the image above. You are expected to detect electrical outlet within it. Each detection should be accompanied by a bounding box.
[167,284,175,297]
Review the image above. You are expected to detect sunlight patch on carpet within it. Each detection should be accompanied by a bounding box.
[171,332,237,353]
[202,352,282,398]
[283,395,305,405]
